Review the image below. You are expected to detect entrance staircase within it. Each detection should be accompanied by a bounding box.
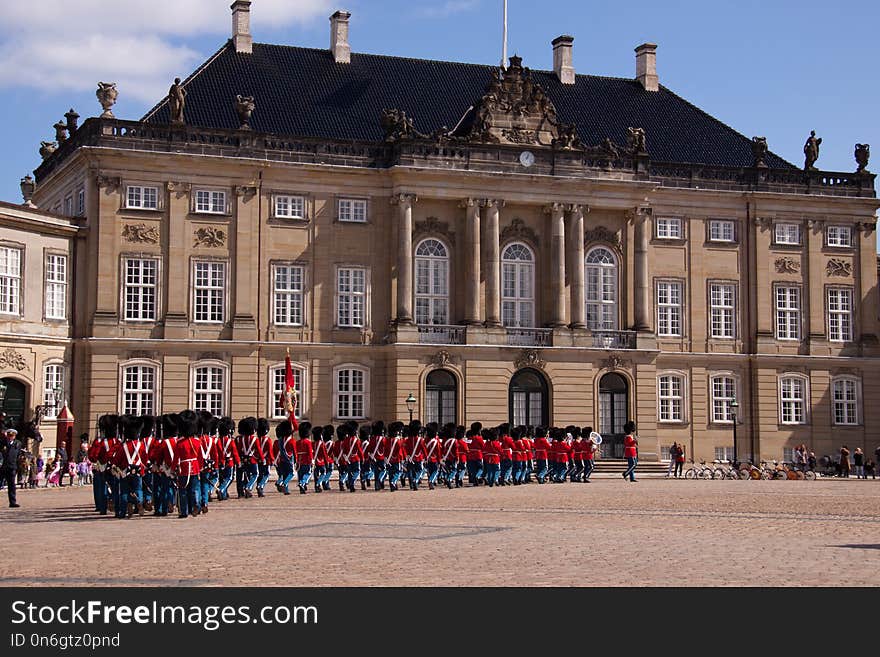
[589,459,670,476]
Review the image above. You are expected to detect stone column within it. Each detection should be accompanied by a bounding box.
[484,199,503,327]
[545,203,567,327]
[568,204,587,329]
[632,207,652,331]
[393,193,417,325]
[461,198,482,325]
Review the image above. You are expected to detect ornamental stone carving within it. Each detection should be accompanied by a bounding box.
[754,216,773,231]
[501,218,539,246]
[584,226,621,248]
[0,349,28,372]
[775,257,800,274]
[234,185,257,199]
[166,181,191,196]
[39,141,58,159]
[95,175,121,192]
[194,226,227,248]
[602,354,629,371]
[826,258,852,277]
[751,136,769,168]
[855,220,876,235]
[122,223,159,244]
[855,143,871,174]
[514,349,545,370]
[414,217,455,246]
[96,82,118,118]
[234,94,255,130]
[431,350,453,368]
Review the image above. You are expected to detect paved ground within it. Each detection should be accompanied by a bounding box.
[2,476,879,587]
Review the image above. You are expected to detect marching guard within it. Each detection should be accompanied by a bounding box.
[385,421,407,491]
[255,418,275,498]
[236,417,261,498]
[312,425,328,492]
[275,419,297,495]
[367,422,387,490]
[174,410,203,518]
[198,414,220,513]
[424,423,442,490]
[88,414,120,515]
[149,414,178,516]
[294,421,314,494]
[404,421,427,490]
[110,415,149,519]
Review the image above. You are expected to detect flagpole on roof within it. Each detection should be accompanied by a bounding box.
[501,0,508,68]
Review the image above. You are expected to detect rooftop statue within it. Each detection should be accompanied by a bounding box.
[803,130,821,171]
[751,136,769,168]
[96,82,118,119]
[855,143,870,174]
[234,94,255,130]
[168,77,186,124]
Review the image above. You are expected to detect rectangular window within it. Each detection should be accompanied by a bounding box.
[195,190,227,214]
[826,226,852,248]
[775,285,801,340]
[711,377,736,423]
[194,366,225,416]
[827,287,853,342]
[338,199,367,223]
[656,217,682,239]
[337,267,366,327]
[832,379,858,426]
[657,281,683,336]
[0,246,22,315]
[336,368,366,419]
[780,377,806,424]
[714,446,735,462]
[43,364,64,419]
[193,261,226,323]
[709,283,735,338]
[123,258,157,321]
[658,375,684,422]
[77,188,85,216]
[64,196,73,217]
[774,223,801,245]
[273,264,304,326]
[122,365,155,416]
[125,185,159,210]
[274,195,306,219]
[709,220,735,243]
[45,254,67,320]
[272,367,303,419]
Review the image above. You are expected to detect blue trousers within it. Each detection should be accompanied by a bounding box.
[373,461,387,484]
[484,462,500,486]
[345,462,361,489]
[467,460,484,484]
[500,459,513,483]
[297,464,312,488]
[387,462,402,486]
[199,470,218,507]
[583,459,594,480]
[142,472,153,504]
[112,475,126,518]
[218,466,234,500]
[535,459,548,482]
[322,464,334,488]
[456,462,466,485]
[256,463,271,490]
[623,456,638,482]
[152,473,170,515]
[407,462,425,488]
[313,465,326,489]
[238,462,258,492]
[277,460,295,491]
[93,470,108,512]
[337,463,349,489]
[361,462,373,482]
[426,461,440,484]
[177,475,200,517]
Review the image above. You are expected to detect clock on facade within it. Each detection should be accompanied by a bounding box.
[519,151,535,168]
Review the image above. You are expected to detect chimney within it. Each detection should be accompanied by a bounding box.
[552,35,575,85]
[330,10,351,64]
[231,0,253,54]
[635,43,658,91]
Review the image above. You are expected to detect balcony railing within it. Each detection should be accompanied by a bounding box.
[591,330,637,349]
[417,324,465,345]
[506,328,553,347]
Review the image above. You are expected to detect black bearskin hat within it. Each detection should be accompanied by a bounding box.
[98,414,121,439]
[312,425,324,440]
[322,425,334,441]
[371,421,385,436]
[275,420,293,440]
[623,421,636,434]
[218,417,235,438]
[359,424,371,440]
[470,422,482,434]
[238,416,257,437]
[298,421,312,439]
[499,423,510,435]
[121,415,143,441]
[257,418,270,437]
[388,421,404,437]
[177,410,199,438]
[139,416,155,439]
[535,426,548,438]
[582,426,593,437]
[455,425,466,440]
[160,414,179,438]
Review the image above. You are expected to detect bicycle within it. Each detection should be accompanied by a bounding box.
[684,460,714,480]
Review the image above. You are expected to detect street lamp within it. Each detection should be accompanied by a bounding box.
[405,392,416,423]
[730,398,739,467]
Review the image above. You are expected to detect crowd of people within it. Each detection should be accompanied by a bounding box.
[80,410,640,519]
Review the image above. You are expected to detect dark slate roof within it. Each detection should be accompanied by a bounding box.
[143,41,794,169]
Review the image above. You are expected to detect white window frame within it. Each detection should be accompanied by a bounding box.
[778,374,808,425]
[501,242,536,328]
[333,364,369,420]
[656,280,683,337]
[192,260,227,324]
[336,266,368,328]
[190,361,228,416]
[42,362,65,420]
[831,376,860,426]
[44,253,68,321]
[709,282,736,339]
[585,247,618,331]
[273,263,305,327]
[414,238,450,326]
[64,196,73,217]
[714,446,735,462]
[122,257,159,322]
[827,286,853,342]
[119,361,159,416]
[338,198,368,223]
[709,219,735,243]
[774,223,801,246]
[76,188,85,217]
[656,217,682,240]
[0,246,22,316]
[274,194,306,220]
[194,189,227,215]
[774,284,801,341]
[710,374,737,424]
[269,364,307,420]
[658,373,686,423]
[826,225,852,248]
[125,185,160,210]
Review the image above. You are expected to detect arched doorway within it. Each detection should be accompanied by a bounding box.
[599,373,629,458]
[0,377,27,430]
[425,369,457,425]
[509,368,548,427]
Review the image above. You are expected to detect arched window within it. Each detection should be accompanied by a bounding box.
[502,243,534,327]
[121,362,157,416]
[831,376,860,426]
[415,239,449,325]
[658,372,686,423]
[269,364,306,420]
[509,369,548,427]
[710,375,737,423]
[334,365,369,420]
[778,374,808,425]
[42,362,65,419]
[585,247,618,330]
[191,362,227,416]
[425,369,457,425]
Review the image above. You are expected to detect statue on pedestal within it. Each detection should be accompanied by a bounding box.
[168,77,186,124]
[803,130,822,171]
[96,82,118,118]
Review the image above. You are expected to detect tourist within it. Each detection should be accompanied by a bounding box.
[853,447,864,479]
[666,443,678,477]
[839,445,851,478]
[675,443,686,478]
[1,428,23,507]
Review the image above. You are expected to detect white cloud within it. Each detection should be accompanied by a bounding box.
[0,0,334,102]
[415,0,480,19]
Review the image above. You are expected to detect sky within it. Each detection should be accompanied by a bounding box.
[1,0,878,224]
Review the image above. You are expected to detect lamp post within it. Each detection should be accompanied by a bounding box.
[405,392,416,423]
[730,398,739,467]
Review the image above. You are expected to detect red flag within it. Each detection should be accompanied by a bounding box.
[284,351,299,431]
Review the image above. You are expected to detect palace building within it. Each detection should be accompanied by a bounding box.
[3,2,879,462]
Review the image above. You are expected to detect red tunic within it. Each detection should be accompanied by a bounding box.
[219,436,240,467]
[501,435,516,461]
[483,439,502,465]
[313,440,328,467]
[331,440,346,466]
[405,435,427,463]
[294,438,314,465]
[584,441,597,461]
[173,437,202,477]
[259,435,277,465]
[624,434,638,458]
[342,435,364,463]
[533,437,551,460]
[237,434,263,465]
[88,437,119,469]
[367,436,387,462]
[111,439,148,475]
[386,436,408,464]
[550,441,571,464]
[442,438,459,463]
[466,435,485,461]
[456,438,469,463]
[425,437,443,463]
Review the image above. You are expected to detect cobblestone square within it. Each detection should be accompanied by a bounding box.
[3,477,879,587]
